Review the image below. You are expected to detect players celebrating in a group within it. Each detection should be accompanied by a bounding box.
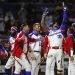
[4,2,75,75]
[12,24,42,75]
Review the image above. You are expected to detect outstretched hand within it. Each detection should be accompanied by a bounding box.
[62,2,67,11]
[42,8,48,16]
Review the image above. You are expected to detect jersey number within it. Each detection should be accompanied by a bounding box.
[57,35,62,38]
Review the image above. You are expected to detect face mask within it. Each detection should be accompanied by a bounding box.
[22,31,27,36]
[67,34,73,37]
[53,27,58,31]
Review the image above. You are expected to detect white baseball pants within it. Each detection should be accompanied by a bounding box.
[14,53,31,74]
[45,49,63,75]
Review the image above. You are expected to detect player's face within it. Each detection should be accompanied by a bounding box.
[53,23,58,28]
[67,28,71,35]
[49,26,53,30]
[34,24,41,32]
[23,25,30,33]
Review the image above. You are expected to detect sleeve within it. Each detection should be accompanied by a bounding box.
[68,37,74,56]
[64,37,74,56]
[16,33,24,42]
[28,37,37,42]
[62,9,67,22]
[63,38,69,55]
[44,36,48,54]
[62,38,68,54]
[62,38,65,52]
[28,33,36,42]
[68,37,73,49]
[29,34,40,42]
[60,9,68,29]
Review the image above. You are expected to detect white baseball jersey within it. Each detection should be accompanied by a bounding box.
[29,33,41,52]
[48,29,64,48]
[9,36,15,51]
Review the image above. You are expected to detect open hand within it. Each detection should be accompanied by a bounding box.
[42,8,48,16]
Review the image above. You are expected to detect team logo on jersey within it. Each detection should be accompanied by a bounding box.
[57,35,62,38]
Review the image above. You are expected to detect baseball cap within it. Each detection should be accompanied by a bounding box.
[10,26,17,32]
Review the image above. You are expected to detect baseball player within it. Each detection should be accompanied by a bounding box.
[64,27,75,75]
[44,23,64,75]
[29,23,43,75]
[13,24,41,75]
[5,26,17,75]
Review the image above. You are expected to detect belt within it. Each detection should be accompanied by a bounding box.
[50,46,61,49]
[33,51,40,53]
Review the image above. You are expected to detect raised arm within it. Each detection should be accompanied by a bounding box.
[62,7,67,22]
[61,2,68,26]
[44,36,48,58]
[60,2,68,32]
[41,8,48,30]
